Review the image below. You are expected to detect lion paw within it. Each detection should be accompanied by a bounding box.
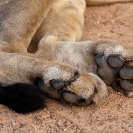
[95,54,133,96]
[38,72,108,106]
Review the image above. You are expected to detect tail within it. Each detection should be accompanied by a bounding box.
[0,83,45,113]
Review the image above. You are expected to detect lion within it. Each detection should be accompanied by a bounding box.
[0,0,133,113]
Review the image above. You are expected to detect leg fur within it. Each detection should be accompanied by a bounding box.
[1,0,133,113]
[0,0,107,113]
[28,0,86,53]
[32,0,133,101]
[0,0,52,53]
[0,51,108,107]
[36,37,133,97]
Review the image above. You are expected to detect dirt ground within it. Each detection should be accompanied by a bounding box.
[0,2,133,133]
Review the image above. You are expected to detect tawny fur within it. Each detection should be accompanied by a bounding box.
[0,0,133,111]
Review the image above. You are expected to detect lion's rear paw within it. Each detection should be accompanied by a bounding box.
[95,53,133,96]
[38,72,108,106]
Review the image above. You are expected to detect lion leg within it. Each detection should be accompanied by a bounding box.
[51,39,133,97]
[0,0,108,112]
[26,0,109,103]
[27,0,86,53]
[87,40,133,97]
[83,40,133,97]
[0,0,52,53]
[0,52,108,112]
[0,0,55,113]
[29,0,133,98]
[36,37,133,97]
[0,52,78,113]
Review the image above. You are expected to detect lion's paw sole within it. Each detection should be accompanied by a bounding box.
[95,54,133,96]
[38,72,108,106]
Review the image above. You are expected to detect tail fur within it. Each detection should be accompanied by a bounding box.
[0,83,45,113]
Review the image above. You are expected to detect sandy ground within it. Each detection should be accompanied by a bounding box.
[0,2,133,133]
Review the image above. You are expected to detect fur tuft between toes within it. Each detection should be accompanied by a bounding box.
[0,83,45,113]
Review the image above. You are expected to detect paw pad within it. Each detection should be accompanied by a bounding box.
[107,55,124,68]
[95,54,133,96]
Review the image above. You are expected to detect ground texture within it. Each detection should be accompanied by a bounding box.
[0,2,133,133]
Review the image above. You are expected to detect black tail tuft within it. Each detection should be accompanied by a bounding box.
[0,83,45,113]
